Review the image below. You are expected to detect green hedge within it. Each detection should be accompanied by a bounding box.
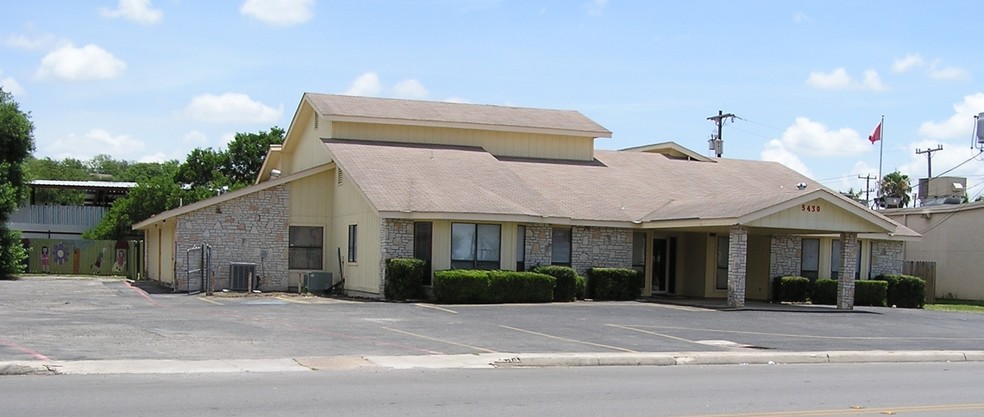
[586,267,642,301]
[531,265,577,302]
[575,275,586,300]
[773,276,809,302]
[854,280,888,307]
[433,270,490,303]
[488,271,556,303]
[811,278,838,305]
[874,274,926,308]
[433,270,555,304]
[384,258,427,301]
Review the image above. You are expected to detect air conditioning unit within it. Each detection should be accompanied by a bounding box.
[304,271,333,293]
[229,262,258,291]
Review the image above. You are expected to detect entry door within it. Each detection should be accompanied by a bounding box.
[652,238,669,294]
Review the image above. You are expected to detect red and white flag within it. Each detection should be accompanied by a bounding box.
[868,122,882,144]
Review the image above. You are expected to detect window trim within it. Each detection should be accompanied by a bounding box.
[550,227,572,267]
[347,224,358,263]
[450,222,501,270]
[288,225,324,270]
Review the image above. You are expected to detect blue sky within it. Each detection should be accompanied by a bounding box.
[3,0,984,201]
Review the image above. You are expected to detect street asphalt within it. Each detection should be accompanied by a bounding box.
[2,276,983,375]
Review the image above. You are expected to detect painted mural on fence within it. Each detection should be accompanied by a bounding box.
[21,239,139,277]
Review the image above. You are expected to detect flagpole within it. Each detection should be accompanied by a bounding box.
[877,114,884,196]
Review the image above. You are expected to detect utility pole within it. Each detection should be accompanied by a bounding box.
[707,110,736,157]
[858,173,877,208]
[916,145,944,178]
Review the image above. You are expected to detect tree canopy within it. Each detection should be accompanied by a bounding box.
[0,87,35,277]
[880,171,912,208]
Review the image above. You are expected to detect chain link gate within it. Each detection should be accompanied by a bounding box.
[185,243,213,295]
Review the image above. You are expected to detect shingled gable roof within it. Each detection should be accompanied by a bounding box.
[323,139,914,237]
[304,93,613,138]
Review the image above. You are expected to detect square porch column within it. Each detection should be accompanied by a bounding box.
[837,232,859,310]
[727,225,748,308]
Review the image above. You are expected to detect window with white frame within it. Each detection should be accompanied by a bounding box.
[715,235,729,290]
[551,227,572,266]
[801,238,820,280]
[451,223,500,270]
[347,224,358,263]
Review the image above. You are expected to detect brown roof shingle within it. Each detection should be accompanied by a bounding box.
[305,93,612,137]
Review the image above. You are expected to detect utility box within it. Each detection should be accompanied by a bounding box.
[304,271,333,293]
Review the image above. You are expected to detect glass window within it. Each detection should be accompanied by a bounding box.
[830,239,841,279]
[451,223,500,270]
[414,222,433,285]
[551,227,572,266]
[347,224,358,263]
[289,226,323,270]
[516,225,526,271]
[801,238,820,280]
[632,232,647,276]
[716,236,729,290]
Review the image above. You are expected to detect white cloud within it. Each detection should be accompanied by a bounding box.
[240,0,314,27]
[219,132,237,149]
[806,67,887,92]
[44,129,147,160]
[586,0,608,15]
[186,93,283,123]
[182,130,209,146]
[36,44,127,81]
[792,12,810,23]
[892,54,924,73]
[2,33,63,50]
[861,70,887,91]
[343,72,383,96]
[775,117,871,157]
[1,71,26,96]
[918,93,984,139]
[444,97,471,104]
[392,79,429,99]
[138,152,170,163]
[100,0,163,25]
[761,139,813,178]
[928,61,970,81]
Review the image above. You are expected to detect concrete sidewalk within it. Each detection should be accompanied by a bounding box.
[4,350,984,375]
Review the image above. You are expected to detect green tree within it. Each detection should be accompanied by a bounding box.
[880,171,912,208]
[0,88,35,278]
[175,147,229,189]
[223,126,285,185]
[84,174,182,240]
[87,154,130,179]
[23,156,91,205]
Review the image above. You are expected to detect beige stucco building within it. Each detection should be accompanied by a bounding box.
[884,202,984,300]
[134,93,918,309]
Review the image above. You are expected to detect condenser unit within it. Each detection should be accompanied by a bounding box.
[229,262,258,291]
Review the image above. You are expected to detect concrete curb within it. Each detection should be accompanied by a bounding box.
[4,351,984,375]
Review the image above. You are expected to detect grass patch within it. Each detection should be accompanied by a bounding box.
[925,299,984,314]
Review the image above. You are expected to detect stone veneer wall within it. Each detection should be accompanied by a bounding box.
[869,240,904,277]
[525,224,552,270]
[727,225,748,308]
[173,185,289,292]
[380,218,415,294]
[769,235,802,279]
[837,233,859,309]
[571,226,633,277]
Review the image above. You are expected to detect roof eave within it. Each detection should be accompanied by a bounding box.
[326,115,612,138]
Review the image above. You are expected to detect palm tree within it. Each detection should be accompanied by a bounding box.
[879,171,911,208]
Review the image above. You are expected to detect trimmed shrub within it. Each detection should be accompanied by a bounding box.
[488,271,555,303]
[586,267,642,301]
[531,265,577,302]
[774,276,809,303]
[811,278,838,305]
[575,275,586,300]
[854,280,888,307]
[384,258,426,301]
[433,270,490,304]
[874,274,926,308]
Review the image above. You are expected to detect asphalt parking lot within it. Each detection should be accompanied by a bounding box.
[2,276,984,363]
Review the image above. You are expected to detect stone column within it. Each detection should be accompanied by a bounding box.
[837,232,858,310]
[727,225,748,308]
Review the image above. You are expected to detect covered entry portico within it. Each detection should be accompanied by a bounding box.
[639,189,912,310]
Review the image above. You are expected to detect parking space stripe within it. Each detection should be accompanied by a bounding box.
[122,281,163,307]
[675,402,984,417]
[606,324,703,346]
[196,297,223,305]
[415,303,458,314]
[0,338,50,361]
[381,327,497,353]
[499,325,638,353]
[275,296,310,304]
[628,325,984,341]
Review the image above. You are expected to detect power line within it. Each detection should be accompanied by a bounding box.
[706,110,736,158]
